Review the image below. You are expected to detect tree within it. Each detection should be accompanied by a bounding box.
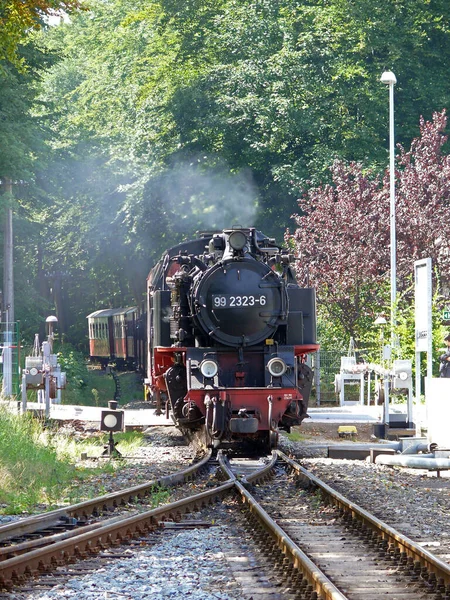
[135,0,450,238]
[38,0,450,241]
[287,111,450,350]
[19,0,450,348]
[0,0,81,67]
[0,40,60,338]
[287,160,389,346]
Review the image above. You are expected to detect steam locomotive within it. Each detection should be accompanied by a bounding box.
[88,227,318,448]
[144,227,318,449]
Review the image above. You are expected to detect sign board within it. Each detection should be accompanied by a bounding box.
[414,258,432,353]
[443,310,450,320]
[415,258,433,403]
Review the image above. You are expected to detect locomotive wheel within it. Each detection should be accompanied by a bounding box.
[261,430,279,451]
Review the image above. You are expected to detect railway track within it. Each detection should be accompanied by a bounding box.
[221,450,450,599]
[1,449,449,598]
[0,449,216,588]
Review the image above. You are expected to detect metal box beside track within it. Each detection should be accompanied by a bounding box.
[24,356,44,387]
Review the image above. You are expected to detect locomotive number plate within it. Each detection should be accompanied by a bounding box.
[212,294,267,308]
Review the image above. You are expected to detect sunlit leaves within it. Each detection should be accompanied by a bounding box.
[0,0,82,67]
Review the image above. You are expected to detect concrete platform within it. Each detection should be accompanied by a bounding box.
[1,401,173,427]
[20,403,383,426]
[2,402,422,429]
[307,406,383,423]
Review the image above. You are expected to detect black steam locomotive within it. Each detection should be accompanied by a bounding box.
[144,227,318,448]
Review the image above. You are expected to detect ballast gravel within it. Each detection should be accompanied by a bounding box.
[280,435,450,565]
[21,528,243,600]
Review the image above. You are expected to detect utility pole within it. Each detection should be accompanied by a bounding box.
[3,178,14,324]
[2,178,14,397]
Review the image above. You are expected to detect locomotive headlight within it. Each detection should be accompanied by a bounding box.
[267,357,287,377]
[200,359,218,378]
[228,230,247,251]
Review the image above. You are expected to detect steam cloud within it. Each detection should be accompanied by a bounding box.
[156,157,259,232]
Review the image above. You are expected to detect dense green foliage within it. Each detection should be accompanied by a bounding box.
[2,0,450,353]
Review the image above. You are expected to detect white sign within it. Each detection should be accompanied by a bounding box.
[414,258,432,353]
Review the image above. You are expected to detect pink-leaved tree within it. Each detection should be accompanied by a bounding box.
[287,111,450,346]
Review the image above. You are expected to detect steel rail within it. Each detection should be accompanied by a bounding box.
[0,515,128,559]
[239,450,278,485]
[0,477,234,589]
[277,449,450,588]
[0,449,213,545]
[217,451,347,600]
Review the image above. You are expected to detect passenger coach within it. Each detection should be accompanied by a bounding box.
[87,307,140,369]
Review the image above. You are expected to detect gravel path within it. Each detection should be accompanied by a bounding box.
[23,527,245,600]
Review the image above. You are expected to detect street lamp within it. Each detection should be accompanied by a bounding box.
[380,70,397,350]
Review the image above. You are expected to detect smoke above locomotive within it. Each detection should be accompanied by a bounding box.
[146,227,319,449]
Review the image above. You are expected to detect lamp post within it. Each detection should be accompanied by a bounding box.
[46,315,58,351]
[380,70,397,349]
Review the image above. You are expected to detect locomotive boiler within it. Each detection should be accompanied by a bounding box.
[145,227,318,449]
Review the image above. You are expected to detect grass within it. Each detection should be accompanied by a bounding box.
[26,343,146,407]
[1,362,156,515]
[286,431,307,442]
[0,407,159,514]
[23,366,144,408]
[64,369,144,407]
[0,408,77,513]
